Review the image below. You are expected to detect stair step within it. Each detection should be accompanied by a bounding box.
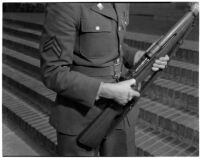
[3,47,39,68]
[3,88,198,156]
[3,17,43,31]
[125,32,199,64]
[4,20,42,36]
[3,64,55,114]
[3,47,40,80]
[3,89,57,155]
[3,26,41,42]
[3,33,39,59]
[135,123,198,156]
[163,59,198,87]
[3,33,39,49]
[137,97,198,147]
[145,78,198,113]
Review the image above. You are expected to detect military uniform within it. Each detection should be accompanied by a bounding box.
[40,3,140,156]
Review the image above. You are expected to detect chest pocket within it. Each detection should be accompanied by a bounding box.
[79,18,116,59]
[81,19,112,32]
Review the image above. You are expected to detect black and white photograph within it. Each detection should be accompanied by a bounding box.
[2,1,199,157]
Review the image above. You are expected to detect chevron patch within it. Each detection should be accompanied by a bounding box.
[43,36,62,57]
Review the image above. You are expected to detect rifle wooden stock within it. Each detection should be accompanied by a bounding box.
[77,4,199,149]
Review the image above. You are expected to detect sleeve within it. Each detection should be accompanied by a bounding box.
[122,43,139,68]
[40,3,101,107]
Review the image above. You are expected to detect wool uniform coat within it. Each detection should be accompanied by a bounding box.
[40,3,140,136]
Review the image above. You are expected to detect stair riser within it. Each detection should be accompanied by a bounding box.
[138,108,198,147]
[4,19,43,32]
[3,27,41,43]
[144,84,198,113]
[3,75,53,114]
[174,49,199,65]
[3,105,57,155]
[3,54,40,80]
[124,39,198,64]
[162,66,198,87]
[3,39,39,59]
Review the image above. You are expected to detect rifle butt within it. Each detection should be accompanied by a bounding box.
[77,107,120,149]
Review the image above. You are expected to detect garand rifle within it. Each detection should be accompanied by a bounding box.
[77,3,199,149]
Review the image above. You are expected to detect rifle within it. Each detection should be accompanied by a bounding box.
[77,3,199,149]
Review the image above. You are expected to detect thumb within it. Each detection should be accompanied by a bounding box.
[126,79,136,86]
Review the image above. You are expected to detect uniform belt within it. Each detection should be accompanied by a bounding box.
[71,59,122,79]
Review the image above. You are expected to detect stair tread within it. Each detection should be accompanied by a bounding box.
[3,13,45,25]
[4,22,42,36]
[3,64,56,102]
[154,78,198,97]
[125,31,198,52]
[169,59,198,72]
[135,123,198,156]
[3,47,40,68]
[3,33,39,49]
[138,97,199,131]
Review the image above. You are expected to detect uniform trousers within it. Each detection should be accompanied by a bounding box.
[56,117,136,156]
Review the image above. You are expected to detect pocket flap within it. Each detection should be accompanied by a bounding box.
[81,19,112,32]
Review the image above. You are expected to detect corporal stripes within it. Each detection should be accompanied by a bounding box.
[43,36,62,57]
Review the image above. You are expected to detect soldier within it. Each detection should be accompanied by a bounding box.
[40,3,169,156]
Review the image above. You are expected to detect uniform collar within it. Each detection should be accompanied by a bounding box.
[90,3,118,21]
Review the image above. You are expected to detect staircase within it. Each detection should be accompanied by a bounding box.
[3,13,199,156]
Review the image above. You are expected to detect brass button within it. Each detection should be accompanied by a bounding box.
[95,26,100,31]
[97,3,104,10]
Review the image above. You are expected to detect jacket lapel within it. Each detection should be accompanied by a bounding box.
[114,3,129,28]
[114,3,126,21]
[90,3,118,21]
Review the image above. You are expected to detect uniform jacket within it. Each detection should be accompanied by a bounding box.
[40,3,140,135]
